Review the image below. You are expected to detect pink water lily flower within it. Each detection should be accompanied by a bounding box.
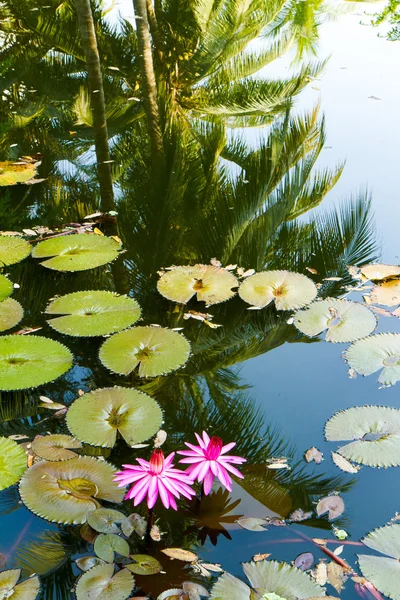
[178,432,246,495]
[114,449,196,510]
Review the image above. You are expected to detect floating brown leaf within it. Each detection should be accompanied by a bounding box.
[316,495,345,520]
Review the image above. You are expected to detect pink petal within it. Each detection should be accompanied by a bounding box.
[210,461,218,476]
[125,474,150,500]
[184,461,205,481]
[133,481,151,505]
[220,442,236,454]
[179,456,205,464]
[195,433,206,450]
[185,442,205,455]
[197,460,211,482]
[147,486,159,509]
[158,480,171,509]
[162,477,181,499]
[215,464,232,491]
[203,470,214,495]
[169,494,178,510]
[135,458,151,469]
[202,431,210,446]
[121,463,146,470]
[163,452,175,468]
[177,449,203,457]
[219,461,245,479]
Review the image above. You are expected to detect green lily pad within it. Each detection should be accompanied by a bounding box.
[32,234,120,272]
[325,406,400,467]
[157,264,238,305]
[0,274,13,301]
[0,569,40,599]
[239,271,317,310]
[19,456,124,524]
[99,326,191,377]
[45,291,141,337]
[126,555,162,575]
[94,534,130,563]
[0,437,27,491]
[75,564,134,600]
[0,235,31,267]
[87,508,125,534]
[31,434,83,461]
[0,298,23,332]
[242,560,324,600]
[0,335,73,391]
[293,299,376,343]
[0,161,39,186]
[66,387,163,448]
[345,333,400,387]
[76,557,106,572]
[211,560,323,600]
[358,524,400,600]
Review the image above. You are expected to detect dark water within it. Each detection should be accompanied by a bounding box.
[1,15,400,600]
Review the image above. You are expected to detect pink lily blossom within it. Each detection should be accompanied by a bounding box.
[114,449,196,510]
[178,432,246,495]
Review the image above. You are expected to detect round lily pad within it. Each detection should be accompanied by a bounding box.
[32,234,120,272]
[325,406,400,467]
[370,279,400,307]
[126,555,162,575]
[66,387,163,448]
[0,569,40,600]
[0,273,13,301]
[345,333,400,387]
[0,335,73,391]
[19,456,124,524]
[0,235,31,266]
[31,434,83,461]
[94,534,130,563]
[99,326,191,377]
[0,298,23,332]
[45,290,141,337]
[87,508,125,534]
[358,525,400,600]
[157,265,238,305]
[75,564,134,600]
[0,437,27,491]
[239,270,317,310]
[293,298,376,343]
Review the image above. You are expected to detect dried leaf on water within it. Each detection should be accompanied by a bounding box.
[305,447,324,464]
[316,495,345,520]
[331,452,360,473]
[327,562,348,593]
[161,548,198,562]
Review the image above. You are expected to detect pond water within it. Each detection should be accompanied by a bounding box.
[1,4,400,600]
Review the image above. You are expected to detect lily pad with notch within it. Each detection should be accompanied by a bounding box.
[293,298,376,343]
[0,273,13,301]
[126,554,162,575]
[87,508,125,534]
[0,298,23,332]
[358,524,400,600]
[0,437,27,491]
[19,456,124,524]
[99,326,190,377]
[0,234,31,266]
[75,563,134,600]
[94,534,130,563]
[66,387,162,448]
[32,234,121,272]
[157,264,238,305]
[345,333,400,387]
[0,335,73,391]
[325,405,400,467]
[31,434,83,461]
[0,569,40,600]
[239,270,317,310]
[45,290,141,337]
